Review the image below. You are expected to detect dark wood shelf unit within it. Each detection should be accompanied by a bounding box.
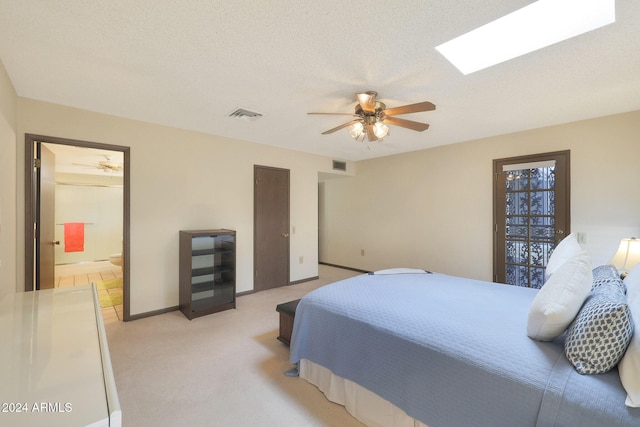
[179,229,236,320]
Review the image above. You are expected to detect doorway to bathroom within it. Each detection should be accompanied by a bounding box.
[24,134,130,322]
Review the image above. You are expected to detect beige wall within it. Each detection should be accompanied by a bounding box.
[5,59,639,314]
[0,59,17,299]
[320,110,640,281]
[13,98,353,316]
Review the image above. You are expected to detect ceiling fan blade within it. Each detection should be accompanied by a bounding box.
[382,116,430,132]
[321,120,361,135]
[366,124,378,142]
[356,92,377,113]
[72,162,100,168]
[307,112,357,116]
[382,101,436,116]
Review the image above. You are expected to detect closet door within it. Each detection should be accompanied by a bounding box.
[254,165,290,291]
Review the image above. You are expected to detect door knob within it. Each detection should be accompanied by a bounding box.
[281,233,289,238]
[50,240,60,246]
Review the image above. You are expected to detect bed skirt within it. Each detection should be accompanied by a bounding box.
[299,359,429,427]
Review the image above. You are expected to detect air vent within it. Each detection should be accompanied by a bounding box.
[332,160,347,171]
[228,108,263,120]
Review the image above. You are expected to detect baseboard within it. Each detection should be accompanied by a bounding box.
[236,289,254,297]
[235,275,318,297]
[319,262,370,274]
[126,265,360,321]
[289,276,319,286]
[127,305,179,321]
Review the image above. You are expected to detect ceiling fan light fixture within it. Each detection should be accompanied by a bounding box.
[308,91,434,142]
[373,122,389,139]
[349,122,364,140]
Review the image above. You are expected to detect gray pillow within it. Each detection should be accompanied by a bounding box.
[564,283,634,374]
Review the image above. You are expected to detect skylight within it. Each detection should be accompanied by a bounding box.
[435,0,616,75]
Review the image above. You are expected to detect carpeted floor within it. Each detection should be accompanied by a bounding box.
[105,265,365,427]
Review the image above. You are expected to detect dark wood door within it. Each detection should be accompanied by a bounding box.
[494,151,570,288]
[254,166,290,291]
[37,143,57,289]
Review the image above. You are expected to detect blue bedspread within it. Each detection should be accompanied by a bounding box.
[289,272,640,427]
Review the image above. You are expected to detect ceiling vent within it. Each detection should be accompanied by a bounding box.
[228,108,263,121]
[332,160,347,171]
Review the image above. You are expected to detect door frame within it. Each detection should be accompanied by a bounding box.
[493,150,570,285]
[24,134,131,321]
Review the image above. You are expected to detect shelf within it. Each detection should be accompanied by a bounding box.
[179,229,236,320]
[191,287,235,309]
[191,265,234,277]
[192,281,234,295]
[191,248,234,256]
[190,297,235,314]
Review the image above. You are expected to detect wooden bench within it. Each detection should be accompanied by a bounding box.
[275,299,300,346]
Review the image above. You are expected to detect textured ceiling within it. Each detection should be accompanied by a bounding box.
[2,1,640,161]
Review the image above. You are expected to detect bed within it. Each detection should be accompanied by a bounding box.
[289,266,640,427]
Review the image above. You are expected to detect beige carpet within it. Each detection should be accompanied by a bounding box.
[105,265,365,427]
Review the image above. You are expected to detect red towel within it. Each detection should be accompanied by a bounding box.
[64,223,84,252]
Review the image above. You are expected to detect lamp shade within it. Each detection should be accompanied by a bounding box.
[609,237,640,273]
[349,122,364,139]
[373,122,389,139]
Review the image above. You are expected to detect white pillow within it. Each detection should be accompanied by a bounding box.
[619,264,640,407]
[527,252,592,341]
[545,233,582,281]
[372,268,428,275]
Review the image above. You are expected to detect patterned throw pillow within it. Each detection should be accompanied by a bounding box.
[592,264,619,281]
[592,264,626,294]
[565,283,634,374]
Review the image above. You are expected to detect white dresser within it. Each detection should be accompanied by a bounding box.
[0,284,121,426]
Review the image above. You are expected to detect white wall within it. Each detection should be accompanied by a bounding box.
[320,110,640,281]
[54,173,123,264]
[0,59,17,300]
[13,98,353,316]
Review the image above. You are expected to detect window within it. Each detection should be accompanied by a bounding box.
[493,151,570,288]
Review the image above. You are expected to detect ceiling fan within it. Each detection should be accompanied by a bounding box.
[308,91,436,142]
[73,155,124,173]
